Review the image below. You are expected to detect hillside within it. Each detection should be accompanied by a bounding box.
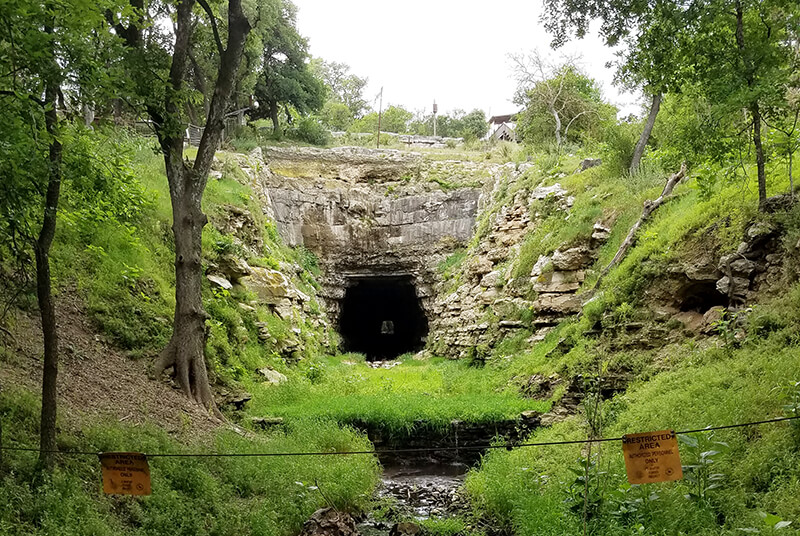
[1,131,800,536]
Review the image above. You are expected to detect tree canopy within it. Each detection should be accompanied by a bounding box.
[252,0,325,133]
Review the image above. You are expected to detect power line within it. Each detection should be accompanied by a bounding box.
[0,415,797,459]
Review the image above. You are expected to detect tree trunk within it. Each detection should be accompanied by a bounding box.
[37,64,63,470]
[154,164,216,409]
[630,92,662,175]
[734,0,767,211]
[146,0,251,412]
[269,100,279,135]
[593,163,686,292]
[549,104,562,146]
[752,103,767,211]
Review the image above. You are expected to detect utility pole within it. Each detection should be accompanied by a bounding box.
[432,100,438,137]
[376,87,383,148]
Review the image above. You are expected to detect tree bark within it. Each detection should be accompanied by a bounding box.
[269,100,279,135]
[154,165,215,407]
[549,103,562,146]
[630,92,662,175]
[734,0,767,211]
[752,103,767,211]
[37,45,63,470]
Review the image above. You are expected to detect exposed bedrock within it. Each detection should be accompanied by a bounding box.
[249,146,492,358]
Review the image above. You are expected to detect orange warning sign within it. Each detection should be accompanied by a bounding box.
[99,452,151,495]
[622,430,683,484]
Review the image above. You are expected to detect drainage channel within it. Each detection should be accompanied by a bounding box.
[355,418,539,534]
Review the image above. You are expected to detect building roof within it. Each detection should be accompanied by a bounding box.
[488,113,517,124]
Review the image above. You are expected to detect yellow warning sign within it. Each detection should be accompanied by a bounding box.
[622,430,683,484]
[99,452,151,495]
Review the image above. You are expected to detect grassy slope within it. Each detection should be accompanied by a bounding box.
[463,153,800,534]
[0,388,378,536]
[1,130,376,536]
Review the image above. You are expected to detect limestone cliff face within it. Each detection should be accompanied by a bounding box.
[248,146,497,326]
[222,146,789,361]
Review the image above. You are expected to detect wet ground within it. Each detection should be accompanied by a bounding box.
[357,462,471,535]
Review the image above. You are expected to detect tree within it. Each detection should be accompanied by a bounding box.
[319,100,354,131]
[769,84,800,195]
[407,109,488,139]
[311,59,369,119]
[0,0,120,468]
[350,105,412,134]
[253,0,325,134]
[461,109,489,140]
[511,52,608,147]
[685,0,798,211]
[110,0,251,409]
[543,0,799,209]
[542,0,689,173]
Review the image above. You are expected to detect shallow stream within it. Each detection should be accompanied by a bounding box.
[358,462,470,535]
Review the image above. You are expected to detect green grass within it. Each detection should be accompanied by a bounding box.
[49,131,330,382]
[0,387,379,536]
[243,354,550,434]
[465,285,800,536]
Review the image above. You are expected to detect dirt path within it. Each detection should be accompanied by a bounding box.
[0,291,219,440]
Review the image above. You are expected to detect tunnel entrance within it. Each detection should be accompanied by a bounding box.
[339,276,429,361]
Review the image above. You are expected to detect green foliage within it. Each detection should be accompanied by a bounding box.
[244,355,549,434]
[513,55,613,147]
[252,0,326,132]
[310,58,369,120]
[319,100,355,131]
[418,517,468,536]
[598,118,640,177]
[0,387,379,536]
[286,116,331,146]
[437,249,468,280]
[678,431,729,503]
[408,109,489,140]
[350,105,413,134]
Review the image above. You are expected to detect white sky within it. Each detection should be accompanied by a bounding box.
[293,0,643,118]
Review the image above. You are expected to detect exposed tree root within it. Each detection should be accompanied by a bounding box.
[155,335,222,419]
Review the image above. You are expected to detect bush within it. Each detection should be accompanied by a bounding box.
[287,116,331,146]
[598,119,640,177]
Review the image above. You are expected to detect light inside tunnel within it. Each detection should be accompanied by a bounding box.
[339,276,429,361]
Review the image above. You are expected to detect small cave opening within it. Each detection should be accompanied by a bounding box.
[339,276,429,361]
[677,280,728,312]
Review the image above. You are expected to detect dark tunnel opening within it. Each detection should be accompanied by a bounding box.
[678,280,728,312]
[339,276,429,361]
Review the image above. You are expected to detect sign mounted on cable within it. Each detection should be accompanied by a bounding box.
[621,430,683,484]
[99,452,152,495]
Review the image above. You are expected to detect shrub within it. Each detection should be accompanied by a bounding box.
[288,116,331,146]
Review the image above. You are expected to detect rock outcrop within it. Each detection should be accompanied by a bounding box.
[299,508,359,536]
[249,146,507,330]
[428,178,610,358]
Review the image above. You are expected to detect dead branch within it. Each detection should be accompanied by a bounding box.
[592,162,687,291]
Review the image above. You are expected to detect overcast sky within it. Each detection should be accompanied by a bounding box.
[292,0,642,118]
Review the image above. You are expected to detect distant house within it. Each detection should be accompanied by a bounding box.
[487,113,518,142]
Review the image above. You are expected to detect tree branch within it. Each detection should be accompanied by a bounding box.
[0,90,45,107]
[193,0,250,178]
[196,0,224,57]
